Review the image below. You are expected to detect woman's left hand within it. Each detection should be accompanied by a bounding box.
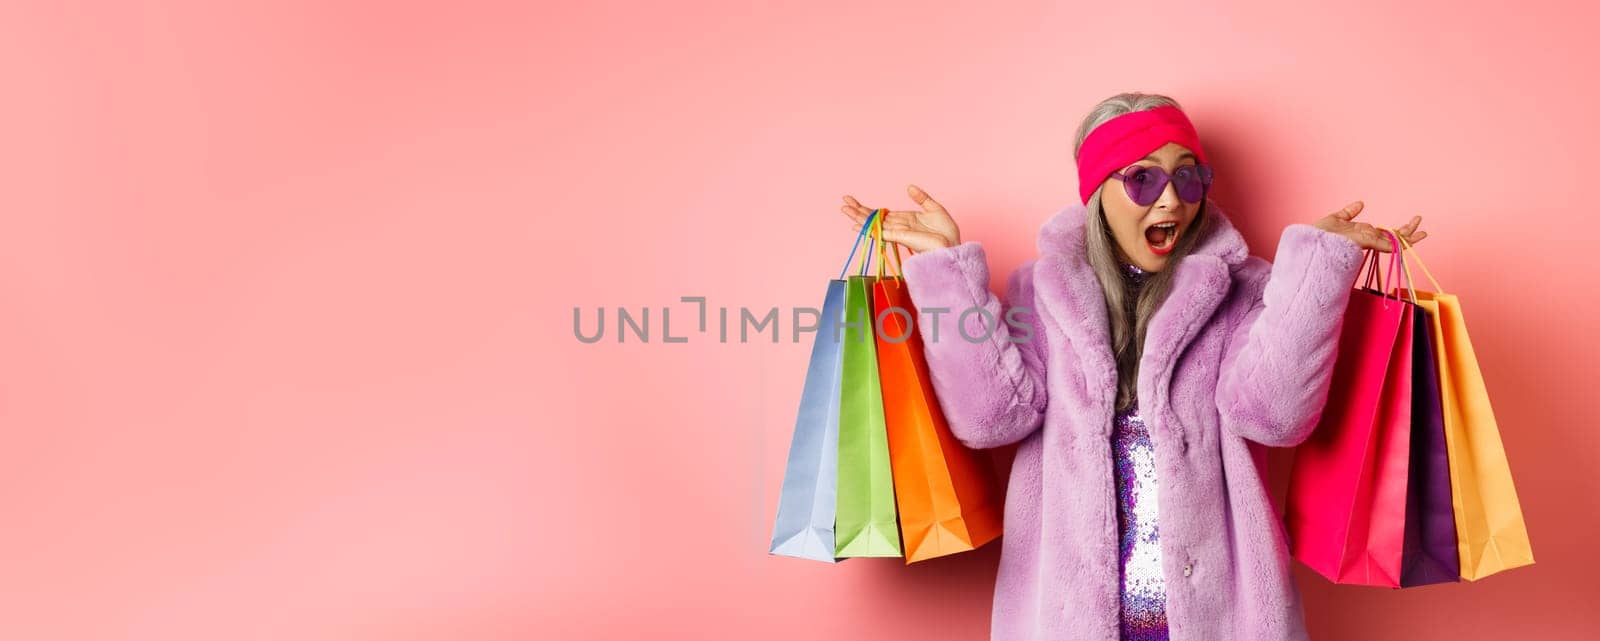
[1314,201,1427,252]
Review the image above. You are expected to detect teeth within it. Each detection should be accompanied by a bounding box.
[1145,222,1179,250]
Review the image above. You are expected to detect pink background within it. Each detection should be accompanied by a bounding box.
[2,1,1595,639]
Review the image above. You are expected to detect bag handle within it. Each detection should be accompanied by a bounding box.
[1347,228,1411,320]
[1352,231,1399,293]
[1379,226,1423,306]
[871,209,905,280]
[1356,246,1381,290]
[838,208,881,280]
[1387,227,1445,295]
[1375,229,1410,313]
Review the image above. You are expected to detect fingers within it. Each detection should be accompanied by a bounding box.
[1333,200,1365,221]
[1399,215,1425,246]
[843,192,938,229]
[842,197,904,233]
[846,221,944,250]
[1398,214,1421,235]
[907,183,947,214]
[851,216,918,235]
[1366,215,1425,248]
[1347,210,1430,251]
[1356,223,1404,253]
[1365,226,1394,252]
[841,195,875,222]
[849,213,940,249]
[878,228,949,253]
[848,210,918,229]
[1333,205,1432,250]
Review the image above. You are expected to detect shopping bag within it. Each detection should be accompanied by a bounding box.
[1391,233,1461,587]
[834,210,902,558]
[1287,231,1414,587]
[866,215,1004,564]
[1392,233,1534,581]
[769,210,881,562]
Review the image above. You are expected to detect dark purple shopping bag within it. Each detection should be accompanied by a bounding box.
[1399,302,1461,587]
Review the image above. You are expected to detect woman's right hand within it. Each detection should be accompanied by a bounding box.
[840,184,961,254]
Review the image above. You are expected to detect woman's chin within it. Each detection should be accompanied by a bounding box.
[1131,241,1162,263]
[1129,253,1166,272]
[1119,240,1170,272]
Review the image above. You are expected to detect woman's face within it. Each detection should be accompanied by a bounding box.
[1100,142,1204,272]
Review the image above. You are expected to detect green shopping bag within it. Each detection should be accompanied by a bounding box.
[834,211,902,558]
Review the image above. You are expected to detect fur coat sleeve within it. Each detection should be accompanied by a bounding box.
[900,241,1050,450]
[1215,224,1366,448]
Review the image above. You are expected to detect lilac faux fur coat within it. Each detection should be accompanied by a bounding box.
[899,202,1365,641]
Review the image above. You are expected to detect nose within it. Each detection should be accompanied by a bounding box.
[1153,174,1182,211]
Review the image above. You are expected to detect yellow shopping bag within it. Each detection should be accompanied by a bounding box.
[1392,232,1534,580]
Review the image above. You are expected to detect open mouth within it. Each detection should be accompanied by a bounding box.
[1144,222,1179,256]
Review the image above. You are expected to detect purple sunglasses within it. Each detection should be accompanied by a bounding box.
[1110,164,1214,206]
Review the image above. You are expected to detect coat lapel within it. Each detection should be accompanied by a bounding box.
[1032,200,1250,442]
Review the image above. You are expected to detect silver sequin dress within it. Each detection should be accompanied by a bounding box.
[1113,262,1170,641]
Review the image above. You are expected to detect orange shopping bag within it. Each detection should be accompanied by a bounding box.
[1391,232,1534,581]
[866,214,1004,564]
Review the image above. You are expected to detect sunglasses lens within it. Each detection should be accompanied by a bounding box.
[1173,166,1201,202]
[1175,165,1215,203]
[1123,167,1165,206]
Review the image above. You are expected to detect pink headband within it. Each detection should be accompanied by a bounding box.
[1076,105,1209,204]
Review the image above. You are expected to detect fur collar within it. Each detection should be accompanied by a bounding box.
[1031,200,1252,440]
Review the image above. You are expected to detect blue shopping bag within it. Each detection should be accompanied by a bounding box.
[769,210,879,562]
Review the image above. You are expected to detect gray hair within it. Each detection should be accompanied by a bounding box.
[1073,92,1218,413]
